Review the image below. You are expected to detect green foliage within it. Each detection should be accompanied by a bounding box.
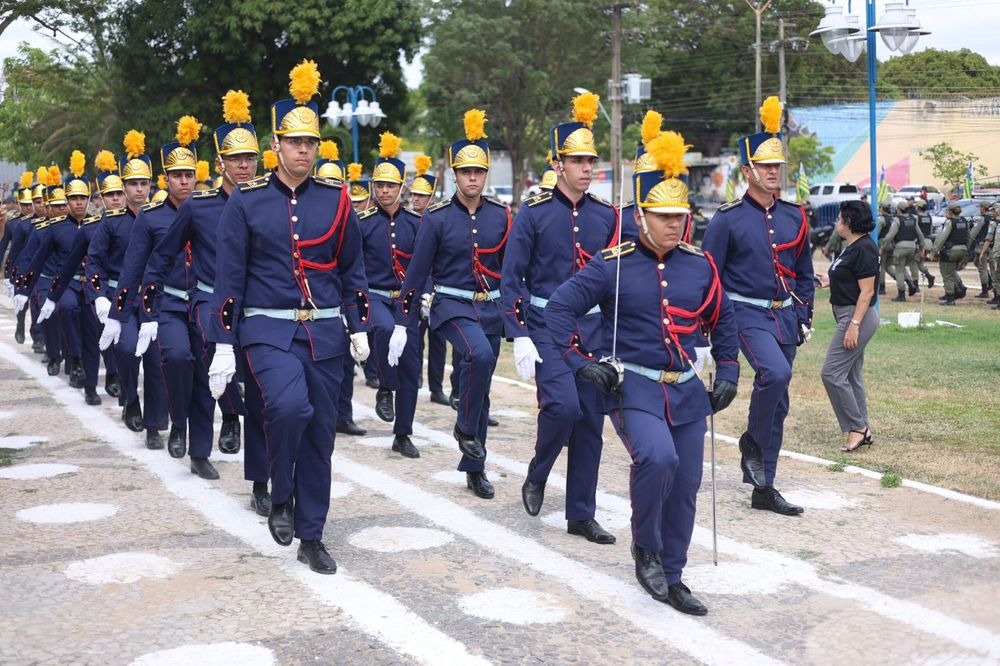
[880,472,903,488]
[827,461,845,472]
[878,49,1000,99]
[919,142,989,193]
[788,133,834,178]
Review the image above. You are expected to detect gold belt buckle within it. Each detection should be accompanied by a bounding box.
[389,289,401,298]
[770,299,783,309]
[658,370,681,384]
[473,291,488,302]
[295,308,316,321]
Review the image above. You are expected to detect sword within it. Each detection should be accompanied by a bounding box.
[708,369,718,566]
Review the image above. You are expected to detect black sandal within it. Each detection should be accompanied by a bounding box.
[843,428,874,452]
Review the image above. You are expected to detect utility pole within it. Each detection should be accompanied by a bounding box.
[610,2,623,199]
[746,0,773,132]
[779,17,788,191]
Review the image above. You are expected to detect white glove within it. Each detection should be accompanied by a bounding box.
[94,296,111,324]
[99,317,121,350]
[512,336,542,380]
[350,332,370,364]
[37,298,56,322]
[387,325,407,367]
[3,280,13,298]
[420,292,433,319]
[13,294,28,313]
[134,321,159,357]
[208,343,237,399]
[693,345,713,375]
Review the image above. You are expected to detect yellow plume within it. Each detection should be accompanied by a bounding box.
[378,131,402,159]
[348,162,362,182]
[176,116,201,147]
[647,131,691,179]
[289,59,321,105]
[319,140,339,161]
[69,150,86,178]
[222,89,252,124]
[414,154,432,177]
[196,160,210,182]
[641,110,663,146]
[95,150,117,173]
[20,171,33,188]
[464,109,487,141]
[157,174,167,190]
[123,130,145,158]
[262,150,278,170]
[759,96,783,135]
[36,167,48,186]
[572,92,600,129]
[48,165,62,186]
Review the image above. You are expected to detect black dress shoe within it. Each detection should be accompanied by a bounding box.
[218,418,241,454]
[250,488,272,517]
[487,415,499,427]
[84,387,102,405]
[568,518,616,544]
[145,430,164,450]
[269,499,295,546]
[167,423,187,459]
[522,476,545,516]
[466,471,495,499]
[665,581,708,616]
[297,540,337,574]
[430,390,451,406]
[453,427,486,461]
[738,431,766,489]
[190,457,220,480]
[375,388,395,422]
[32,339,45,354]
[631,543,670,602]
[336,419,367,436]
[449,392,459,411]
[104,372,121,398]
[122,399,144,432]
[365,377,380,389]
[47,356,62,376]
[751,486,804,515]
[391,434,420,458]
[14,321,25,344]
[69,357,85,388]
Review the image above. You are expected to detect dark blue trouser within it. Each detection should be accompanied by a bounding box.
[244,328,344,541]
[611,410,704,585]
[156,306,214,458]
[54,283,82,359]
[529,335,605,521]
[240,358,269,484]
[338,349,355,422]
[77,289,100,389]
[369,298,420,436]
[440,317,500,473]
[738,327,797,486]
[116,309,169,431]
[423,319,447,394]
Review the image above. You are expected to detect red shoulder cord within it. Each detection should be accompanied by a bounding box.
[575,205,621,269]
[391,246,412,282]
[293,188,351,303]
[772,207,809,281]
[661,251,724,366]
[472,205,512,291]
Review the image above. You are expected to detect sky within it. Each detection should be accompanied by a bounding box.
[3,2,999,90]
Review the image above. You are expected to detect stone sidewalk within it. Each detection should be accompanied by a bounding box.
[0,306,997,665]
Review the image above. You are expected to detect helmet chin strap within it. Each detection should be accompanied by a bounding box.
[637,206,667,252]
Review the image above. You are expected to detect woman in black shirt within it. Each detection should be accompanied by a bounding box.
[821,200,879,452]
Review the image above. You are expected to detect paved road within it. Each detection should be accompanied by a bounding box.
[0,304,997,665]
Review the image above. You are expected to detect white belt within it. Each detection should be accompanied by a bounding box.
[244,306,340,321]
[726,292,792,310]
[434,285,499,302]
[623,362,696,384]
[196,280,214,294]
[529,294,600,316]
[163,284,190,301]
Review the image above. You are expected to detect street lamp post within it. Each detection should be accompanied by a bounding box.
[323,85,387,164]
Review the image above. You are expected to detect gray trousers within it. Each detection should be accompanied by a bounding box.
[821,304,878,433]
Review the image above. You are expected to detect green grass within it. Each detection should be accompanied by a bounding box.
[0,448,17,467]
[881,472,903,488]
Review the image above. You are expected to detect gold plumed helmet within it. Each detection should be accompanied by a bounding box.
[449,109,490,170]
[272,60,321,138]
[551,92,600,158]
[635,131,691,215]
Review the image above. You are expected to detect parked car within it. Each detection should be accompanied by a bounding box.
[891,184,945,208]
[493,185,514,205]
[807,182,862,208]
[929,199,989,238]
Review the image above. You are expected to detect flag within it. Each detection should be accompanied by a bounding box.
[724,162,735,201]
[876,164,888,203]
[964,160,974,199]
[796,163,809,203]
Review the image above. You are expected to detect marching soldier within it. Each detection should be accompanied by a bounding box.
[880,200,925,301]
[619,110,665,244]
[92,131,169,448]
[207,61,370,574]
[932,203,970,306]
[875,203,897,296]
[910,198,935,289]
[387,109,510,500]
[701,96,814,516]
[501,92,619,543]
[0,174,35,343]
[545,131,738,613]
[986,203,1000,308]
[970,202,994,299]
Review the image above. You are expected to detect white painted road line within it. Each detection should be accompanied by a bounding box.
[0,339,488,666]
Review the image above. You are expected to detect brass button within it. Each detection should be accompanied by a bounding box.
[575,242,581,247]
[391,243,396,249]
[293,252,300,258]
[662,299,669,305]
[472,228,477,234]
[291,215,298,222]
[470,214,476,221]
[473,243,479,248]
[767,214,772,219]
[291,199,297,205]
[768,229,774,234]
[772,243,777,248]
[391,233,396,238]
[661,280,667,287]
[662,318,669,325]
[573,226,579,232]
[657,263,665,270]
[294,269,299,275]
[572,210,579,217]
[390,222,395,227]
[293,233,300,240]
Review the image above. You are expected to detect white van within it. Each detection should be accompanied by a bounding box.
[807,182,862,208]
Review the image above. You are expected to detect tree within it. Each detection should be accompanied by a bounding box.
[878,49,1000,99]
[919,143,988,194]
[787,133,834,178]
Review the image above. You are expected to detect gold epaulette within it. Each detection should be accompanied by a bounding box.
[601,241,635,260]
[484,196,507,208]
[718,198,743,212]
[358,206,378,220]
[427,199,452,214]
[192,187,220,198]
[312,175,342,189]
[104,207,127,218]
[620,199,635,209]
[239,174,270,192]
[403,206,420,217]
[525,191,552,207]
[46,215,68,224]
[83,213,103,225]
[141,200,164,212]
[32,217,47,226]
[677,241,703,256]
[587,192,612,207]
